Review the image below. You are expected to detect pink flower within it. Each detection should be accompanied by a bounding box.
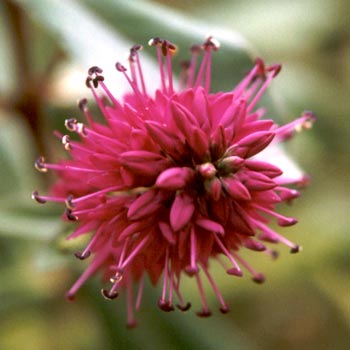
[33,37,315,327]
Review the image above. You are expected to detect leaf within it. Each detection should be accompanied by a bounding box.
[14,0,254,92]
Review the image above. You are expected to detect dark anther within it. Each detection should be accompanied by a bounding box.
[176,302,191,312]
[226,268,243,277]
[85,76,93,88]
[31,190,46,204]
[185,265,199,276]
[65,292,75,301]
[65,118,77,132]
[267,64,282,77]
[219,305,230,314]
[101,289,119,300]
[252,273,266,284]
[271,250,279,259]
[190,44,202,54]
[62,135,71,151]
[74,250,91,260]
[65,209,78,221]
[93,75,104,88]
[290,245,301,254]
[196,309,212,317]
[34,156,47,173]
[148,37,163,47]
[180,60,191,69]
[158,299,175,312]
[78,98,88,111]
[127,321,138,329]
[115,62,127,72]
[255,57,266,76]
[129,44,143,61]
[65,194,75,209]
[88,66,103,76]
[202,36,220,51]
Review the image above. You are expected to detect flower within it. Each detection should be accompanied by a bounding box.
[33,37,315,327]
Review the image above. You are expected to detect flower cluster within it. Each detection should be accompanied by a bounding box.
[33,37,314,327]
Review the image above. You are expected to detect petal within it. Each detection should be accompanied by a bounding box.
[156,167,194,190]
[169,192,195,231]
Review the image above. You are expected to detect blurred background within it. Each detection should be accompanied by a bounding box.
[0,0,349,349]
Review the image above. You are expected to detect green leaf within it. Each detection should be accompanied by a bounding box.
[14,0,254,91]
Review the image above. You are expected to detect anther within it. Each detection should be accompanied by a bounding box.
[185,265,199,276]
[85,76,93,88]
[219,305,230,314]
[226,268,243,277]
[190,44,202,54]
[161,40,177,56]
[255,57,266,76]
[148,37,163,47]
[202,36,220,51]
[109,272,123,284]
[290,245,302,254]
[65,209,78,221]
[180,60,191,70]
[65,194,75,209]
[76,122,87,136]
[65,118,77,132]
[158,299,175,312]
[31,190,46,204]
[252,273,266,284]
[267,64,282,77]
[88,66,103,76]
[62,135,71,151]
[176,302,191,312]
[74,250,91,260]
[78,98,88,111]
[34,156,47,173]
[101,289,119,300]
[115,62,127,72]
[196,309,212,317]
[93,75,104,88]
[129,44,143,61]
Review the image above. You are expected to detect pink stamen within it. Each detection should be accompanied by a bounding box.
[71,186,122,206]
[185,227,199,275]
[161,248,170,302]
[135,273,145,311]
[214,234,243,276]
[232,252,265,283]
[126,276,137,328]
[201,264,229,312]
[247,69,277,113]
[119,235,149,270]
[66,250,108,299]
[195,273,211,316]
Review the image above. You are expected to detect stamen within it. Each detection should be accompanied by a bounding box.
[158,248,174,312]
[232,252,265,284]
[253,204,297,226]
[74,250,91,260]
[101,288,119,300]
[65,209,78,221]
[62,135,71,151]
[126,277,137,328]
[201,263,229,313]
[31,191,46,204]
[34,156,47,172]
[66,250,109,300]
[214,234,243,277]
[173,275,191,312]
[149,37,167,94]
[135,273,145,311]
[119,235,149,270]
[78,98,88,111]
[88,66,103,76]
[195,273,212,317]
[247,66,279,113]
[185,227,199,276]
[254,220,300,253]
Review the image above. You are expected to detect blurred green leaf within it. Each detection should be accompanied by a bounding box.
[14,0,254,91]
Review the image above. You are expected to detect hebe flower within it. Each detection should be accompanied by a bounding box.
[33,37,314,327]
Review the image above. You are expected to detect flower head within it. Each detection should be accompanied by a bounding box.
[33,37,314,327]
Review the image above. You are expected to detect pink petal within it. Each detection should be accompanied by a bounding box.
[156,167,194,190]
[169,192,195,231]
